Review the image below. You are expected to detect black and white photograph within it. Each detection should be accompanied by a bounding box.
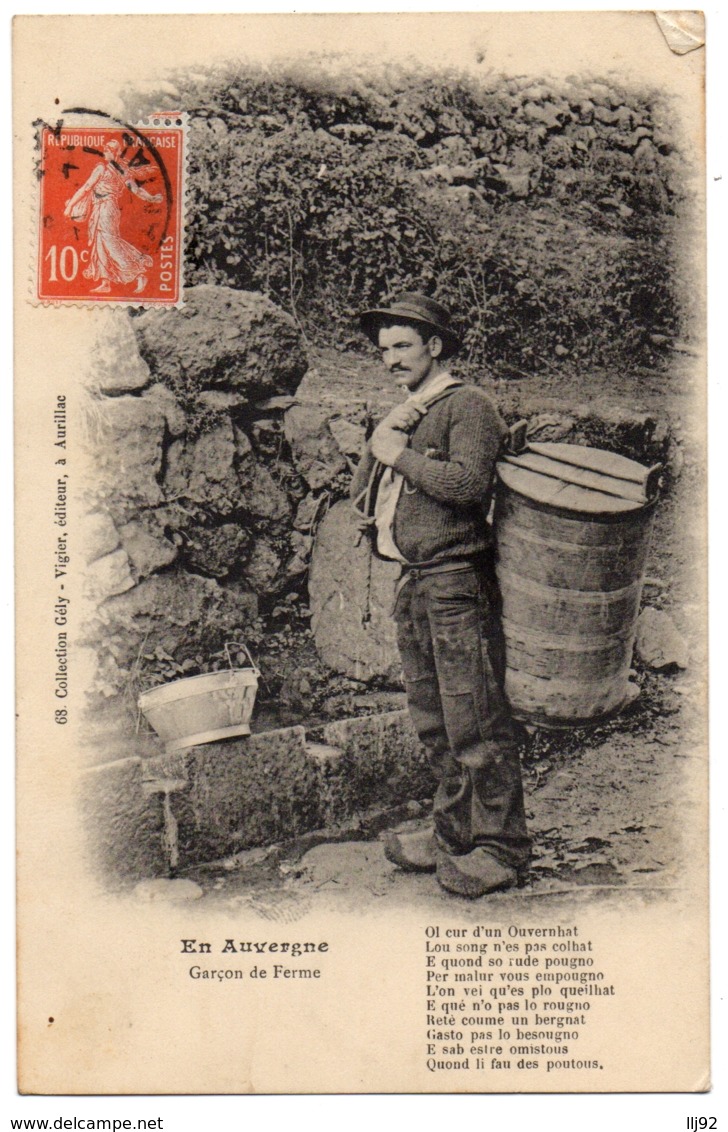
[12,9,713,1101]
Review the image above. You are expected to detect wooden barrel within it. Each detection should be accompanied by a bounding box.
[494,442,659,728]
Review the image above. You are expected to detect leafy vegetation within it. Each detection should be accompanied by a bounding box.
[129,60,694,376]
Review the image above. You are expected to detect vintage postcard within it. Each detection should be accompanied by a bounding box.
[13,11,709,1095]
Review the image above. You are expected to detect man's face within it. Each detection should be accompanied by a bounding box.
[377,323,441,392]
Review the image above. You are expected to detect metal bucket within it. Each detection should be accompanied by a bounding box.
[494,441,659,728]
[138,644,260,753]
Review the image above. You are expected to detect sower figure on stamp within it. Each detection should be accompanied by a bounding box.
[63,139,162,295]
[351,293,531,897]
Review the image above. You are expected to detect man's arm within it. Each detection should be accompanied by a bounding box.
[350,402,422,499]
[392,388,507,507]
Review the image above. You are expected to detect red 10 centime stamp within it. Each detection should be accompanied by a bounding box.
[36,114,186,306]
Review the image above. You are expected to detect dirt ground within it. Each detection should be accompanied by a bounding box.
[165,344,707,914]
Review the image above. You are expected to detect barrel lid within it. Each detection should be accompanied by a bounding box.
[496,442,659,515]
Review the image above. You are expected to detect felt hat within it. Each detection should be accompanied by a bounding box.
[359,292,462,358]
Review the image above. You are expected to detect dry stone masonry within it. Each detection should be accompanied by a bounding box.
[80,288,371,725]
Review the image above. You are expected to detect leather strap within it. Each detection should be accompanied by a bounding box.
[351,382,464,522]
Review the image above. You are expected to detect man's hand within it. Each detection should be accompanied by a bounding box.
[371,425,408,467]
[379,402,425,432]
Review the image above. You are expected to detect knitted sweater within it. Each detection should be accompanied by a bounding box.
[351,384,507,566]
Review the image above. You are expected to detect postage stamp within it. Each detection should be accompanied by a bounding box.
[35,114,185,306]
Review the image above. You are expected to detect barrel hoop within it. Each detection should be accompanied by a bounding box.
[506,666,633,693]
[510,703,627,730]
[501,619,635,650]
[497,571,643,605]
[494,493,653,548]
[495,520,648,557]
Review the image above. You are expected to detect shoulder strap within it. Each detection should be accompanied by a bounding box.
[351,383,465,523]
[352,460,386,522]
[414,380,465,414]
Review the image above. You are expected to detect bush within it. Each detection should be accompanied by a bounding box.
[126,60,693,375]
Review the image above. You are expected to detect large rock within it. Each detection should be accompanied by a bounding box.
[194,390,250,413]
[233,424,253,458]
[244,540,282,594]
[98,570,258,672]
[84,510,121,564]
[89,313,151,394]
[140,383,187,436]
[84,548,135,601]
[293,492,325,532]
[189,421,236,488]
[90,394,167,509]
[183,523,251,578]
[237,458,291,520]
[143,727,320,866]
[134,285,308,401]
[308,500,401,683]
[118,516,178,580]
[329,416,366,459]
[164,422,241,515]
[635,607,689,670]
[285,531,312,577]
[79,758,168,882]
[284,404,347,490]
[526,414,576,443]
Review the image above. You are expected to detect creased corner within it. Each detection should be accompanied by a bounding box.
[655,11,705,55]
[691,1068,712,1093]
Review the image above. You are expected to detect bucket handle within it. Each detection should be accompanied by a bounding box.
[138,642,261,701]
[224,641,260,676]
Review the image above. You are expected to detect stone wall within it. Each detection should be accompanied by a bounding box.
[80,711,431,882]
[80,285,369,728]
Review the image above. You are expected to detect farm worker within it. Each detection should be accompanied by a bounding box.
[351,293,530,897]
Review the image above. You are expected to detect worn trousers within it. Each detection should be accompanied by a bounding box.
[393,563,531,869]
